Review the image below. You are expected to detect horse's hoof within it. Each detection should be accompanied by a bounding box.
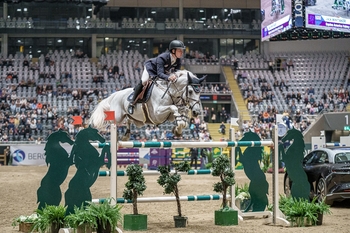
[172,126,182,138]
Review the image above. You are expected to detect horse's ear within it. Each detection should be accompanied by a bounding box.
[199,75,207,83]
[187,72,192,84]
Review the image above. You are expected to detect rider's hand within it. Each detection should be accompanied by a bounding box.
[168,75,177,82]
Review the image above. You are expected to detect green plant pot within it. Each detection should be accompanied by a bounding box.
[214,209,238,226]
[123,214,147,231]
[97,221,111,233]
[173,216,188,228]
[316,213,323,226]
[77,223,93,233]
[51,222,62,233]
[22,222,34,233]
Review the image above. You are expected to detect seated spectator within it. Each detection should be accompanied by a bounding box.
[22,59,29,67]
[219,122,226,135]
[160,130,167,140]
[113,63,119,76]
[134,61,141,74]
[107,68,114,80]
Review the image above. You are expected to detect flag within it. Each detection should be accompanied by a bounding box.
[72,116,83,125]
[104,111,115,121]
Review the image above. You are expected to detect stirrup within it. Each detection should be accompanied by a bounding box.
[128,104,134,114]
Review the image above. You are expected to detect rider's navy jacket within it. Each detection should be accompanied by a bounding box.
[144,51,181,81]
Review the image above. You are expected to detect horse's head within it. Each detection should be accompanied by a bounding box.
[281,128,304,145]
[185,71,205,117]
[240,131,261,142]
[47,129,74,145]
[76,125,106,143]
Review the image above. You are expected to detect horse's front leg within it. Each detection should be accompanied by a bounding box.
[156,105,181,121]
[156,105,186,137]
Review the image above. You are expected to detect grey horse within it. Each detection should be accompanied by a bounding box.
[90,69,205,140]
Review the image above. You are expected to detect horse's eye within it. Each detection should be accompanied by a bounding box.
[189,90,193,94]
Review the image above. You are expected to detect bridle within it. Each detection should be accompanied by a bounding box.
[154,72,201,113]
[183,84,201,111]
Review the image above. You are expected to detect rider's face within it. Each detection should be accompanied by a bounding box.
[174,49,184,58]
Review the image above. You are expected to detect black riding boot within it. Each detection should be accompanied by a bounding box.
[128,82,143,114]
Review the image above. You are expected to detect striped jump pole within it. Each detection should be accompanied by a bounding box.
[99,169,213,177]
[118,140,274,148]
[92,194,230,204]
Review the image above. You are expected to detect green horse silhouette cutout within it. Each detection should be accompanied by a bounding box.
[281,128,309,201]
[37,129,74,210]
[236,131,269,212]
[64,126,106,214]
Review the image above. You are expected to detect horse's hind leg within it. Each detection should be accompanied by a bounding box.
[121,121,131,141]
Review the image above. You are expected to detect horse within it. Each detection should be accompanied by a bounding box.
[281,128,309,201]
[237,131,269,212]
[37,129,74,210]
[89,69,205,140]
[64,126,106,214]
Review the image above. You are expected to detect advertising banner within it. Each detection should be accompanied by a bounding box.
[11,145,71,166]
[11,145,46,166]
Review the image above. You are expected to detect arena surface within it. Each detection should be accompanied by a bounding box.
[1,166,350,233]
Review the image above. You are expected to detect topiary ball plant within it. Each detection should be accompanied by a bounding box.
[212,154,236,209]
[122,163,147,215]
[157,162,191,217]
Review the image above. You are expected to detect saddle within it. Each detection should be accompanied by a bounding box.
[127,80,155,103]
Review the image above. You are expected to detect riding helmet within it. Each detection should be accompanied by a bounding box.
[169,40,186,52]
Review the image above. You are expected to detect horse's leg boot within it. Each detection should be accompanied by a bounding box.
[128,82,143,114]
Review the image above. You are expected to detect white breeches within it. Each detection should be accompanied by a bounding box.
[141,66,150,85]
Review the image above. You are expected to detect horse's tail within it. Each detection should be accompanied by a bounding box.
[90,95,113,130]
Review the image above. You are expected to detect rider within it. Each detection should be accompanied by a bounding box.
[128,39,186,114]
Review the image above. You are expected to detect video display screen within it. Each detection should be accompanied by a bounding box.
[305,0,350,33]
[261,0,293,41]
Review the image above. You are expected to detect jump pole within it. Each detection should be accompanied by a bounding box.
[118,140,273,148]
[93,194,231,204]
[99,169,213,176]
[110,124,117,204]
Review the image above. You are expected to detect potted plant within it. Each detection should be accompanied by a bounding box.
[157,162,191,228]
[32,205,66,233]
[212,154,238,226]
[122,163,147,231]
[12,213,38,233]
[312,198,332,225]
[279,195,331,227]
[65,204,96,233]
[235,183,251,211]
[85,198,123,233]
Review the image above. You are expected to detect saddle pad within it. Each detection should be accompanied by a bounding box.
[127,81,155,103]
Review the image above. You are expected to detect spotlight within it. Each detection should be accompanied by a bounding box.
[301,29,309,39]
[322,31,330,39]
[312,29,319,39]
[291,30,299,40]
